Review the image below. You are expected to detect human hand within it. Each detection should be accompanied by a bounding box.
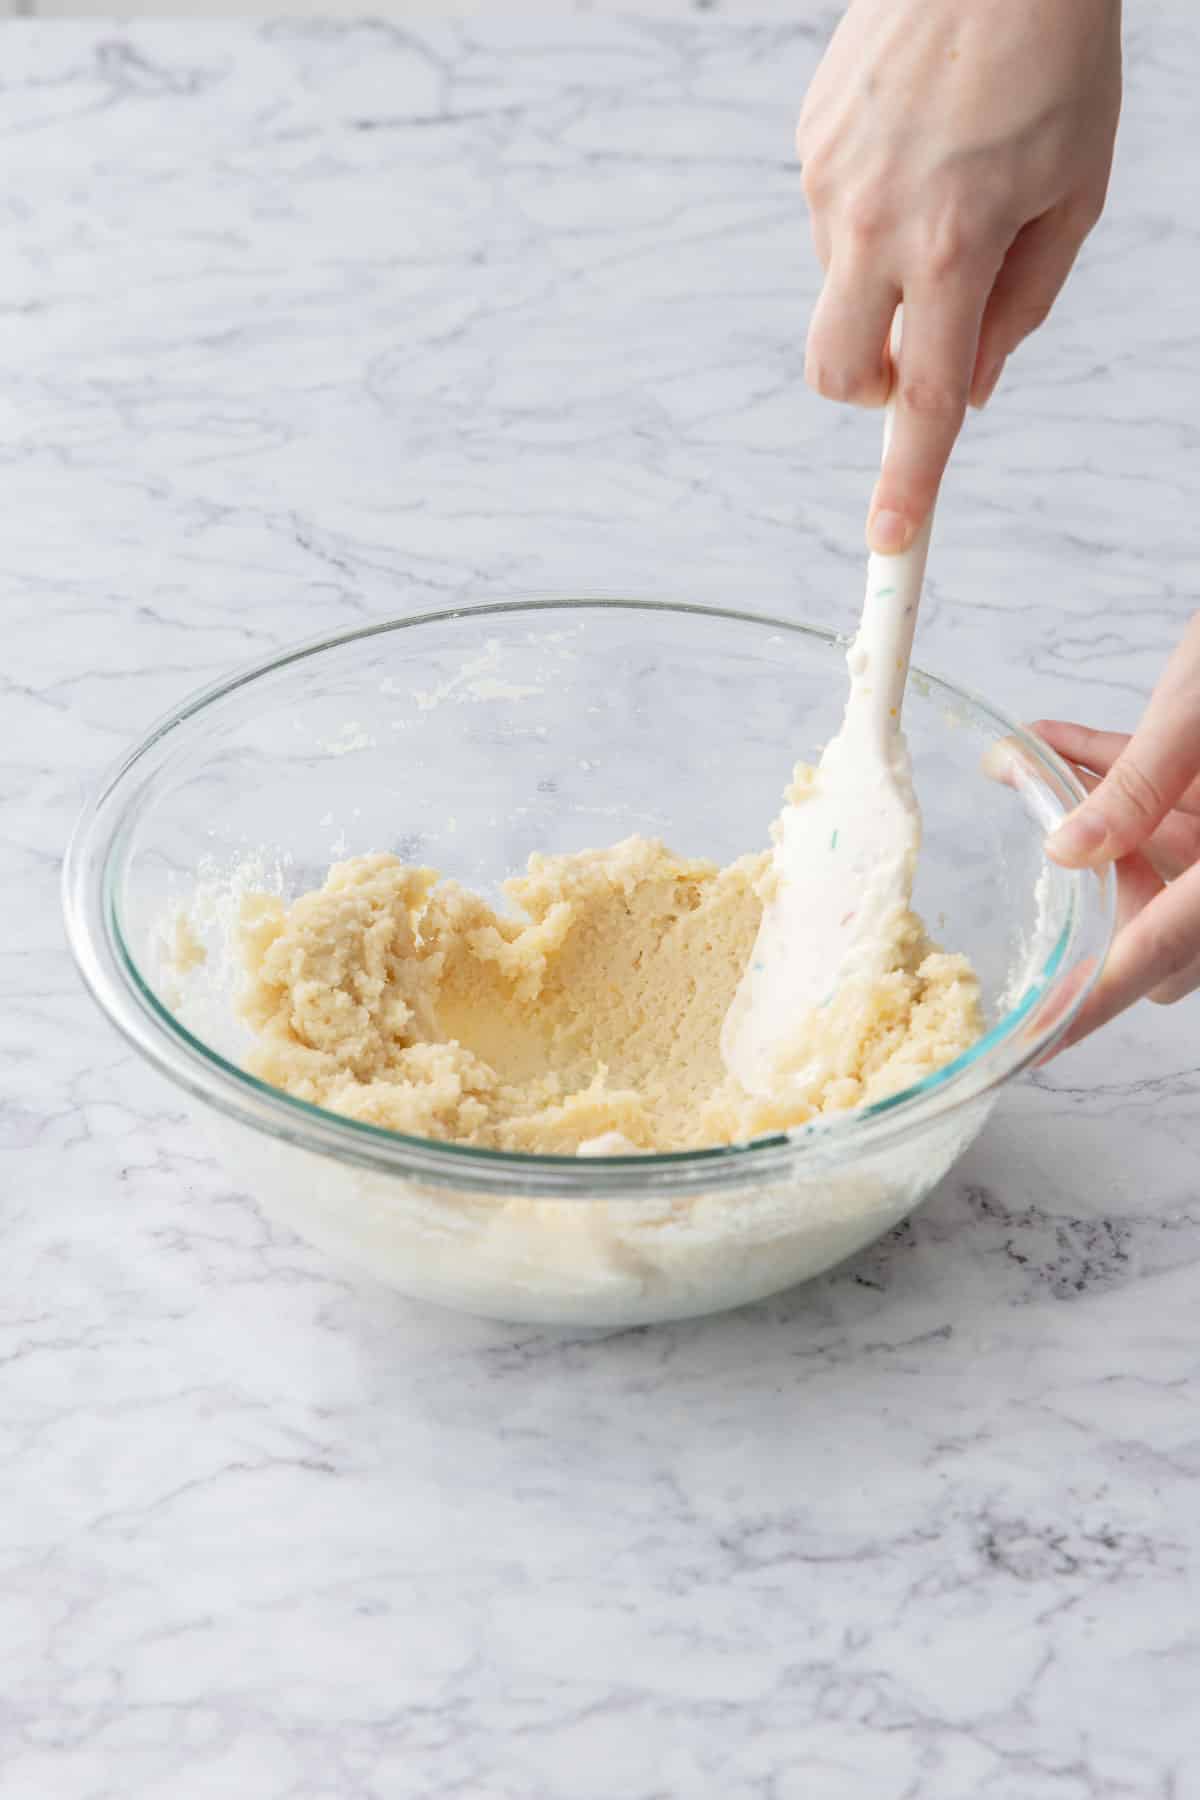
[797,0,1122,554]
[1031,615,1200,1048]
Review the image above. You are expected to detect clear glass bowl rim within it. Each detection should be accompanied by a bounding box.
[63,598,1115,1199]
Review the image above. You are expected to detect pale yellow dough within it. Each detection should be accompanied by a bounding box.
[238,833,982,1153]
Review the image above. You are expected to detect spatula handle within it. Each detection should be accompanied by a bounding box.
[859,308,933,728]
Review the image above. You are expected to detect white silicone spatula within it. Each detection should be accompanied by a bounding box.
[722,311,935,1095]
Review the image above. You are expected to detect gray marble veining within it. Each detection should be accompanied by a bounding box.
[4,9,1199,1795]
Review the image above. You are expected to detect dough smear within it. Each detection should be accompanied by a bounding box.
[238,818,982,1154]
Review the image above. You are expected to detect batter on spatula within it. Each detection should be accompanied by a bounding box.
[725,310,937,1103]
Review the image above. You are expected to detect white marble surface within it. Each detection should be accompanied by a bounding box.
[5,8,1200,1795]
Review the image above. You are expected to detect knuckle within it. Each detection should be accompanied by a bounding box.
[1106,757,1166,826]
[844,191,889,248]
[1145,919,1194,989]
[799,147,832,207]
[843,367,885,404]
[898,374,967,424]
[923,206,986,278]
[804,350,830,397]
[805,355,861,403]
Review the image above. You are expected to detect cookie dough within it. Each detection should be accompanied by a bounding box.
[238,820,982,1154]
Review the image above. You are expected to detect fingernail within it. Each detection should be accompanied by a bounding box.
[868,509,912,555]
[974,359,1004,408]
[1046,809,1109,867]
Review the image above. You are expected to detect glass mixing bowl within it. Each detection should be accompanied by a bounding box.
[64,601,1114,1327]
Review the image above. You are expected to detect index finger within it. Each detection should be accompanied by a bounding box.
[1034,718,1200,819]
[867,277,988,555]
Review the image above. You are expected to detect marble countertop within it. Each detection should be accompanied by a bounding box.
[6,9,1199,1795]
